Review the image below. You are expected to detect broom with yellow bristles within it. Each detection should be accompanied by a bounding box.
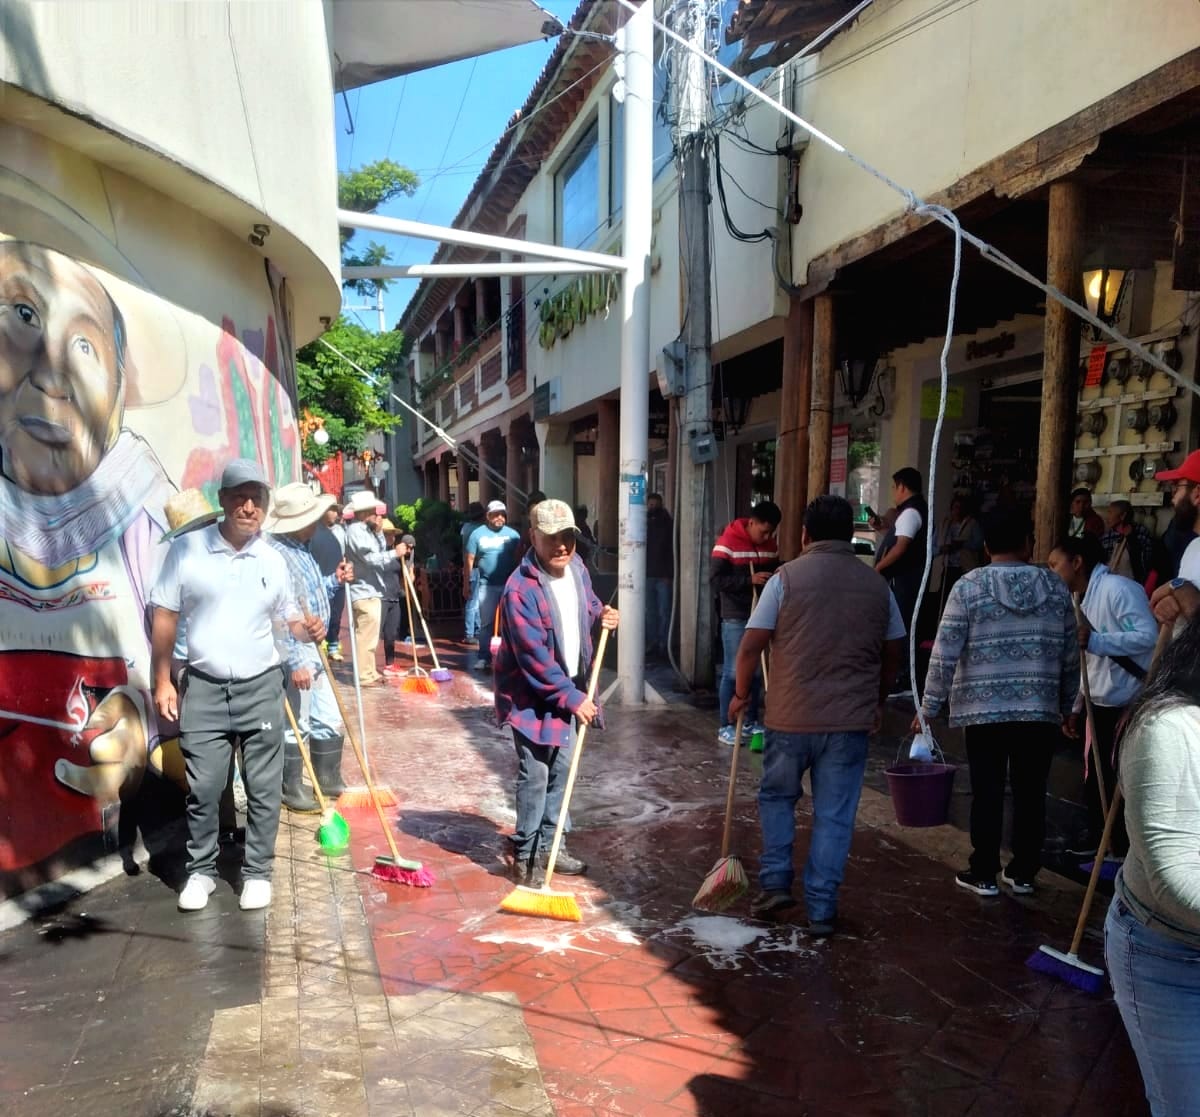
[499,627,611,923]
[692,713,749,911]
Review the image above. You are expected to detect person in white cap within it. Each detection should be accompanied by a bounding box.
[495,499,619,883]
[343,490,409,685]
[265,483,356,810]
[465,499,522,672]
[150,459,325,913]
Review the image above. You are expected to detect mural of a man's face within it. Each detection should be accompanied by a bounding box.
[0,242,125,494]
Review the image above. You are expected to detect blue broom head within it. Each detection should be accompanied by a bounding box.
[1079,858,1121,881]
[431,667,453,682]
[1026,945,1106,995]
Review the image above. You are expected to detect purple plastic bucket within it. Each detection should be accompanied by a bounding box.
[885,763,957,827]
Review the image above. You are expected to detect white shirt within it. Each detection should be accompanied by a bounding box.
[151,525,297,680]
[548,570,582,676]
[1179,537,1200,587]
[894,507,923,540]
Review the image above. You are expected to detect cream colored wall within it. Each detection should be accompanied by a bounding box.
[791,0,1200,281]
[0,0,341,340]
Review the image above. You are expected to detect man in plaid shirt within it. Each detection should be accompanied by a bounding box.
[266,484,355,811]
[495,500,618,883]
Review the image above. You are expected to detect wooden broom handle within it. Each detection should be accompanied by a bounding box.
[400,560,421,670]
[402,562,444,671]
[542,626,610,889]
[283,695,328,813]
[719,713,745,858]
[1071,594,1108,817]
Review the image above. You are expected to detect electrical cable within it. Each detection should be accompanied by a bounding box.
[384,77,408,159]
[711,134,773,242]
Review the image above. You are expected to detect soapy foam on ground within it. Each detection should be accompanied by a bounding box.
[665,915,821,971]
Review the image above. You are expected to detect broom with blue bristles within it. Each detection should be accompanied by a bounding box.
[1025,622,1171,993]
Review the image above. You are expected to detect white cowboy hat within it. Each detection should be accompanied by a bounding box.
[349,489,379,514]
[264,482,336,534]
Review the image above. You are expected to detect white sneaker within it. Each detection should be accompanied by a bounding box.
[178,874,216,911]
[239,879,272,911]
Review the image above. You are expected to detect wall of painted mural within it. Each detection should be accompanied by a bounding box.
[0,125,300,896]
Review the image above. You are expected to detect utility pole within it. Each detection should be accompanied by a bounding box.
[615,0,654,704]
[674,0,715,688]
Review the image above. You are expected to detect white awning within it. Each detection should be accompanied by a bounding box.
[332,0,556,89]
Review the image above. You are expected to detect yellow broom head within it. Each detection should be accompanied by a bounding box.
[692,855,749,912]
[498,883,582,923]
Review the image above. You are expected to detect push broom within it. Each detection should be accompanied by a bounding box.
[282,695,350,855]
[499,627,610,923]
[1026,622,1172,992]
[398,563,438,695]
[401,562,452,683]
[693,713,749,910]
[303,584,397,809]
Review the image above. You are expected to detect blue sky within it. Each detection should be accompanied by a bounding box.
[334,0,586,334]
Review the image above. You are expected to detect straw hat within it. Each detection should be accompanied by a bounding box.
[264,482,336,534]
[379,518,397,533]
[161,489,220,541]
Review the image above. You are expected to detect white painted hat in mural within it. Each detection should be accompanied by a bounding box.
[0,172,188,407]
[264,482,337,534]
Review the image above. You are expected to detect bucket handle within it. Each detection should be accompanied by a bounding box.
[898,731,945,766]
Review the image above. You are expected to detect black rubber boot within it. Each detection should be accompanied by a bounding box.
[310,735,346,798]
[282,740,319,813]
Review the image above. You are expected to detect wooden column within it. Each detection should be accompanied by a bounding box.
[477,433,496,504]
[1035,181,1085,562]
[807,293,836,502]
[775,297,814,560]
[437,454,452,504]
[505,419,524,517]
[595,398,620,548]
[456,447,470,510]
[665,397,679,514]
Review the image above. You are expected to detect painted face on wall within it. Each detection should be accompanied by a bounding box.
[0,242,124,495]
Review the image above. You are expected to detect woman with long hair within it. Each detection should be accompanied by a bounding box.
[1106,616,1200,1115]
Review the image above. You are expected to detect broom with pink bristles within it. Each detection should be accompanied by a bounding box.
[692,713,750,911]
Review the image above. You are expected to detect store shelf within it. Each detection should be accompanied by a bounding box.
[1078,388,1178,411]
[1089,492,1168,507]
[1074,441,1176,460]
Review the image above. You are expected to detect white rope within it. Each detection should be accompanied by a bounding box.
[908,204,961,737]
[613,0,1200,400]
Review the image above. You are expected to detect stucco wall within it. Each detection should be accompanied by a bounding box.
[790,0,1200,281]
[0,0,341,340]
[0,121,301,895]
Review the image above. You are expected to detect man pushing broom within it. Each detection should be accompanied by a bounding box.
[494,500,618,886]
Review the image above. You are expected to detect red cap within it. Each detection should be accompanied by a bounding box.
[1156,450,1200,484]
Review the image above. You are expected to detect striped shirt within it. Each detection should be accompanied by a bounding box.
[268,533,337,671]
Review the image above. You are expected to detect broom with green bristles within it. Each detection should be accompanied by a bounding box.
[499,627,611,923]
[282,696,350,855]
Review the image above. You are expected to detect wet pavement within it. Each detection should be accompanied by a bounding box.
[0,631,1149,1116]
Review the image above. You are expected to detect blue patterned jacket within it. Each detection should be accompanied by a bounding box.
[494,550,603,746]
[921,562,1080,727]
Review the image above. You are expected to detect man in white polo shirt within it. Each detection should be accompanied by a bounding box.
[150,459,324,912]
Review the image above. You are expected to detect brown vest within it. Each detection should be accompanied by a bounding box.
[767,540,894,733]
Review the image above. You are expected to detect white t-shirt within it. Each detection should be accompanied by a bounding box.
[1179,537,1200,587]
[894,507,923,540]
[151,525,297,680]
[547,571,582,677]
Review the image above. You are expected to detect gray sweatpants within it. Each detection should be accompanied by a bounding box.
[179,667,285,881]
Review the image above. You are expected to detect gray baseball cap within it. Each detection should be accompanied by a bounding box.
[219,458,269,491]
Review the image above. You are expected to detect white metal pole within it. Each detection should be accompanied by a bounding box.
[615,0,653,705]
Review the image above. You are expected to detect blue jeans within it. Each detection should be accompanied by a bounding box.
[758,730,869,922]
[719,619,761,726]
[326,585,346,650]
[464,568,481,639]
[1106,897,1200,1116]
[512,728,574,861]
[284,667,342,743]
[474,580,503,666]
[645,577,672,652]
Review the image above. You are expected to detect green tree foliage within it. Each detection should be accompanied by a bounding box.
[338,158,419,295]
[296,317,406,464]
[392,498,463,570]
